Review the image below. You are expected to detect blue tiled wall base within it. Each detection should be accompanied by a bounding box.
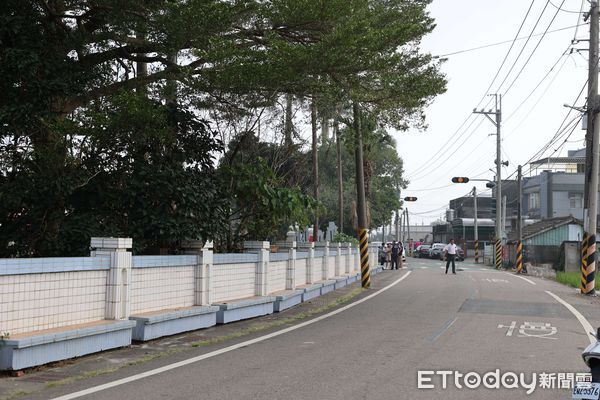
[334,277,348,289]
[130,306,219,341]
[301,284,323,302]
[346,274,357,284]
[273,291,304,312]
[320,280,336,295]
[0,320,135,371]
[215,297,275,324]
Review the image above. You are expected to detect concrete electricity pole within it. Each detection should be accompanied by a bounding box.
[353,102,370,288]
[516,165,524,273]
[473,186,479,263]
[474,94,502,269]
[582,1,599,295]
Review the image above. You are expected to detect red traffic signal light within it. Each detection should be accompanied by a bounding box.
[451,177,470,183]
[404,197,418,202]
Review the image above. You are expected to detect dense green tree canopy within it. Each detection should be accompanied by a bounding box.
[0,0,445,255]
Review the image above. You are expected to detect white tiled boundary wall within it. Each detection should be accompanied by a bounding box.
[0,238,374,336]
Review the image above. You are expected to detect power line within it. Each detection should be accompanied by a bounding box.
[405,1,539,180]
[434,24,585,58]
[548,0,585,13]
[502,0,567,97]
[504,46,572,125]
[493,0,552,94]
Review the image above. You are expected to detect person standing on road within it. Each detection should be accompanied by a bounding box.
[385,243,392,269]
[391,240,401,270]
[444,238,458,274]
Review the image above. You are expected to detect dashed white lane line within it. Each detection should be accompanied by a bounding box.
[504,272,536,285]
[545,290,595,344]
[51,272,414,400]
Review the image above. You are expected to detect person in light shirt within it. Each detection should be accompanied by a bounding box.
[444,238,458,274]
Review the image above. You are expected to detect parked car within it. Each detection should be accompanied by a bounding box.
[416,244,431,258]
[428,243,445,259]
[434,244,465,261]
[456,246,465,261]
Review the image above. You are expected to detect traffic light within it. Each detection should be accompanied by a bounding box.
[486,181,496,188]
[491,198,496,216]
[451,177,470,183]
[404,196,418,202]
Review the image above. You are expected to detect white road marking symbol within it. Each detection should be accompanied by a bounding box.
[518,321,557,340]
[482,278,509,283]
[498,321,517,336]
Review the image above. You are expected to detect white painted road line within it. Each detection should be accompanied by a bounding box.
[504,272,536,285]
[545,290,595,344]
[51,272,413,400]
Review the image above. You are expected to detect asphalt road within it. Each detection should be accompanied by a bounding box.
[29,258,600,400]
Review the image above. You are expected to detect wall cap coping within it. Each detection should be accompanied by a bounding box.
[273,290,304,301]
[129,306,220,325]
[1,320,136,349]
[274,241,297,249]
[243,241,270,250]
[90,237,132,250]
[213,296,276,310]
[297,283,323,292]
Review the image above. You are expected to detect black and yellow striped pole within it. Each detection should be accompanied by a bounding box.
[515,240,523,274]
[581,232,589,292]
[474,240,479,263]
[494,239,502,270]
[353,102,370,288]
[581,232,596,295]
[359,229,371,288]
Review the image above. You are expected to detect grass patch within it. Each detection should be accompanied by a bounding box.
[44,348,185,389]
[556,271,600,290]
[0,390,32,400]
[191,287,364,347]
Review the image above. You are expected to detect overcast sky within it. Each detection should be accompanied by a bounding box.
[395,0,589,225]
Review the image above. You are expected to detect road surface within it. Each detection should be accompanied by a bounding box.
[19,258,600,400]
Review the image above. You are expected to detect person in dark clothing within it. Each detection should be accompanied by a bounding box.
[391,241,401,270]
[444,238,458,274]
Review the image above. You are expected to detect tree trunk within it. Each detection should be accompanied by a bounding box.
[311,99,319,241]
[284,94,293,147]
[334,118,343,232]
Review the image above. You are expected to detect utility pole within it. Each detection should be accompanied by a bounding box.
[516,165,524,273]
[396,191,401,241]
[406,208,411,256]
[473,186,479,263]
[582,1,599,295]
[402,210,406,243]
[353,102,370,288]
[474,94,502,269]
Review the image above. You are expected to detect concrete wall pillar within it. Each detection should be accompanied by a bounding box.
[333,242,342,277]
[276,241,297,290]
[183,240,213,306]
[91,237,132,320]
[315,241,329,280]
[299,242,315,284]
[245,241,270,296]
[345,243,352,274]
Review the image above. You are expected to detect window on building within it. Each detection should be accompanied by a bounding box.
[569,192,583,209]
[528,192,540,209]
